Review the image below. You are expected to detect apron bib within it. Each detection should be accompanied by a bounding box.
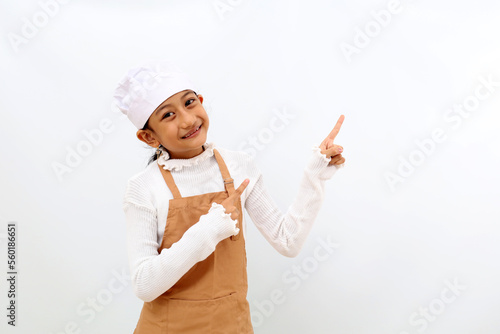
[133,148,254,334]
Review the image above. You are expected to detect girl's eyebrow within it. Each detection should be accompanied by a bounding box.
[154,91,194,116]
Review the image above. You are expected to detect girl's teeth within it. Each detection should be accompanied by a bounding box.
[185,126,199,138]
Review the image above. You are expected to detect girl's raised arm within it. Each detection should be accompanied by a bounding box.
[244,116,345,257]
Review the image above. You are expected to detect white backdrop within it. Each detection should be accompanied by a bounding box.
[1,0,500,333]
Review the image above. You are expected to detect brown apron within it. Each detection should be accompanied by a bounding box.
[133,148,254,334]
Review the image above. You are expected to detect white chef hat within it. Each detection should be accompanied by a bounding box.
[112,59,197,129]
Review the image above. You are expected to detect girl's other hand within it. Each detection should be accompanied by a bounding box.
[319,115,346,166]
[221,179,249,220]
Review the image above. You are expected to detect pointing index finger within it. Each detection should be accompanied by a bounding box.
[232,179,249,198]
[328,114,344,141]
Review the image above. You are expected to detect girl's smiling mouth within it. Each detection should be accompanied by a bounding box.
[182,124,202,139]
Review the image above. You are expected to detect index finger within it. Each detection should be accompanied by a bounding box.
[328,114,344,141]
[231,179,249,199]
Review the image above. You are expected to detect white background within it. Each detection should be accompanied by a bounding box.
[1,0,500,333]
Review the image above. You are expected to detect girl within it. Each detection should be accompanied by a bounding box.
[114,60,345,333]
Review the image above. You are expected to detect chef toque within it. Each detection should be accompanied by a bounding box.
[112,59,197,129]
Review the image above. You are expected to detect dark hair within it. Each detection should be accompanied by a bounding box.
[142,90,199,165]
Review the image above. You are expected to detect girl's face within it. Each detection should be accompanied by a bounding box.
[136,89,209,159]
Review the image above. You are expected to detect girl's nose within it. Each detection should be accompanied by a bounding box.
[178,109,196,128]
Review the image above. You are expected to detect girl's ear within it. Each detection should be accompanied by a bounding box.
[197,94,203,104]
[136,129,159,148]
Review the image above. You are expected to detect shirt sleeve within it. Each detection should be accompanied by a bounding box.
[123,180,239,302]
[244,144,343,257]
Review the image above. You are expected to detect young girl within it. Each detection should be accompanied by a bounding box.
[114,60,345,334]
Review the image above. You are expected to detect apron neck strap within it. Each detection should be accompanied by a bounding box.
[158,147,235,199]
[158,166,182,198]
[213,148,235,195]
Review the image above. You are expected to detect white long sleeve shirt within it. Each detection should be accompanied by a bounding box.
[123,141,343,302]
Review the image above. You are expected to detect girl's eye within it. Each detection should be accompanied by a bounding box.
[162,112,174,120]
[186,98,195,106]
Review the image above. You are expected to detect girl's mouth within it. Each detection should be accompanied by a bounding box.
[182,124,202,139]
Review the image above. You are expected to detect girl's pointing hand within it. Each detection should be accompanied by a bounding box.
[319,115,346,166]
[221,179,249,221]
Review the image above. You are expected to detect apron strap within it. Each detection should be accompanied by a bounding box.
[157,148,235,199]
[213,149,235,195]
[213,148,241,241]
[158,166,182,199]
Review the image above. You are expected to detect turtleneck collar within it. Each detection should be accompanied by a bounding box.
[157,142,216,171]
